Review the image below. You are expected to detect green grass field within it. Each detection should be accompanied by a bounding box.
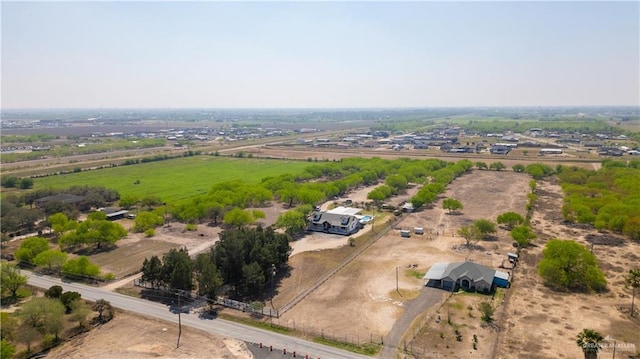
[33,156,310,204]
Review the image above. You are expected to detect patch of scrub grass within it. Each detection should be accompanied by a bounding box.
[313,336,382,356]
[218,313,291,335]
[389,288,420,301]
[115,287,142,298]
[405,269,426,279]
[493,287,507,303]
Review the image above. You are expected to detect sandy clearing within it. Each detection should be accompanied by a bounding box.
[45,312,253,359]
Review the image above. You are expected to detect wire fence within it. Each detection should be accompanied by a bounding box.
[134,279,384,347]
[133,279,281,317]
[398,293,451,357]
[277,214,409,316]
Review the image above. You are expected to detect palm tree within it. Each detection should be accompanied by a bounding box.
[576,328,604,359]
[625,269,640,317]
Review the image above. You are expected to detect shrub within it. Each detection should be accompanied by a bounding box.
[62,256,101,279]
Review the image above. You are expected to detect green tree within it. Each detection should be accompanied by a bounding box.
[118,194,139,209]
[475,162,488,170]
[93,299,114,323]
[385,174,408,193]
[48,212,77,235]
[623,216,640,241]
[19,178,34,189]
[195,252,222,299]
[69,299,92,328]
[162,248,193,291]
[242,261,266,294]
[443,198,463,214]
[525,163,555,179]
[19,297,65,339]
[44,285,63,299]
[295,188,324,206]
[1,176,18,188]
[512,164,525,172]
[497,211,525,230]
[15,236,49,264]
[141,255,164,289]
[625,269,640,317]
[275,210,307,237]
[489,162,506,171]
[367,185,393,207]
[133,211,164,233]
[60,291,82,313]
[510,225,537,247]
[33,249,68,273]
[62,256,101,279]
[1,339,15,359]
[223,207,253,229]
[15,321,40,354]
[538,239,606,291]
[43,300,65,340]
[457,225,481,247]
[576,328,604,359]
[473,219,496,239]
[0,312,17,341]
[1,263,27,298]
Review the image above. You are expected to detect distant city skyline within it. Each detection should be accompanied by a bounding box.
[2,1,639,109]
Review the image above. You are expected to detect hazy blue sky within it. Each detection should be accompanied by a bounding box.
[2,1,638,108]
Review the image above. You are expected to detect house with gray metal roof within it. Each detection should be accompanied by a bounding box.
[423,261,509,293]
[307,211,360,236]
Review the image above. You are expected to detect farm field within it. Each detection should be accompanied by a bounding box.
[31,156,311,204]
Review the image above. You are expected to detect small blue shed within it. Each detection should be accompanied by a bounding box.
[493,270,510,288]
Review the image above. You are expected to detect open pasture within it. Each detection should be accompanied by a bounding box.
[32,156,310,204]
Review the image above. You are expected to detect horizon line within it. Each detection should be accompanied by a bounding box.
[3,105,639,112]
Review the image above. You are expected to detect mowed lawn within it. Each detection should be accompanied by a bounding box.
[33,156,310,204]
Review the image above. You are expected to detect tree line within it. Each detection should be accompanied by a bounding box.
[559,161,640,241]
[1,185,120,241]
[141,226,291,299]
[1,263,114,358]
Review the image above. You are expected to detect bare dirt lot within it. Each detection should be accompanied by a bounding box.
[91,222,223,279]
[270,170,531,358]
[46,311,252,359]
[495,179,640,359]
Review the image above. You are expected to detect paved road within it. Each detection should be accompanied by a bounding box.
[25,272,369,359]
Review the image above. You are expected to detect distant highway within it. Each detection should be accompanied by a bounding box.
[25,272,370,359]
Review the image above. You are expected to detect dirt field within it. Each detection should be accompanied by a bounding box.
[91,222,223,279]
[495,179,640,359]
[270,170,531,357]
[45,311,252,359]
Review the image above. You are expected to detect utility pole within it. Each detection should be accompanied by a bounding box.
[270,263,276,320]
[396,266,400,295]
[176,290,182,348]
